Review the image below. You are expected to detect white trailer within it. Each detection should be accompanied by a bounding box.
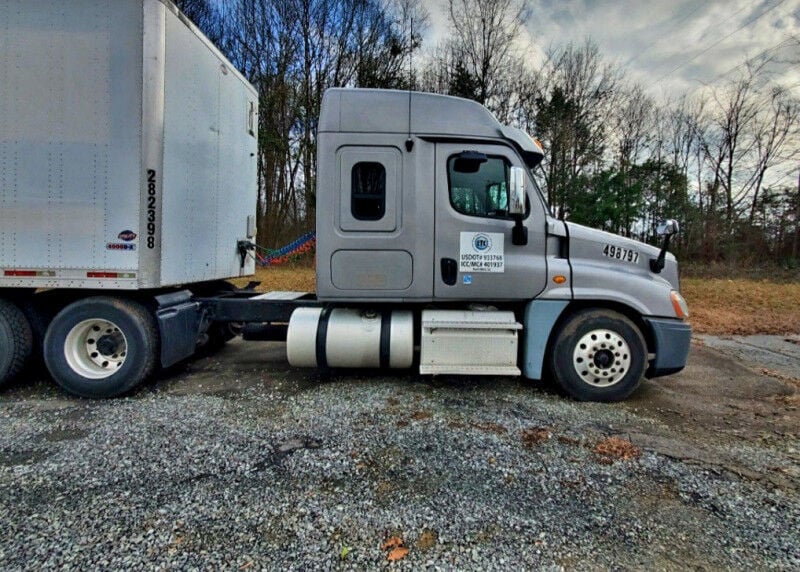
[0,0,258,290]
[0,0,258,396]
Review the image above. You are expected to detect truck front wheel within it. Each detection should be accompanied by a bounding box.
[0,299,33,388]
[44,297,158,398]
[548,308,647,402]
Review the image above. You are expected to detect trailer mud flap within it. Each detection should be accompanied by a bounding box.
[155,291,200,368]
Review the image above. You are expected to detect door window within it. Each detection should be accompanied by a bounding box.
[447,155,510,218]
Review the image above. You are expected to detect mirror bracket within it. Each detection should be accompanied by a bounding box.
[650,219,679,273]
[512,216,528,246]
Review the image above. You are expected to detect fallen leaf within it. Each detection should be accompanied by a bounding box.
[381,536,403,551]
[521,427,551,447]
[387,547,409,561]
[594,436,641,461]
[410,410,431,420]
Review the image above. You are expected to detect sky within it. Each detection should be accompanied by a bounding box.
[423,0,800,101]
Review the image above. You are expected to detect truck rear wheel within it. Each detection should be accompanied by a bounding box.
[0,299,33,388]
[548,308,647,402]
[44,297,158,398]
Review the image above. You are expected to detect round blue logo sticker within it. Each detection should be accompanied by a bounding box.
[473,234,492,252]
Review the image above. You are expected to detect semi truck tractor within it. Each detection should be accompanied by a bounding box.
[0,0,691,402]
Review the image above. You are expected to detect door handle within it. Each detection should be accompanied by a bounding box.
[441,258,457,286]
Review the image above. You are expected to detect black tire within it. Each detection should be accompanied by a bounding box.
[16,297,52,364]
[44,297,158,398]
[548,308,647,402]
[0,299,33,388]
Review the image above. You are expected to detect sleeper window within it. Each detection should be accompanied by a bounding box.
[447,156,510,218]
[351,162,386,221]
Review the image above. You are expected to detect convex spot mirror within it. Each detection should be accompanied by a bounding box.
[657,219,680,237]
[452,151,488,173]
[509,166,526,216]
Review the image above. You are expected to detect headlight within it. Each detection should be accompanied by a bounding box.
[670,291,689,319]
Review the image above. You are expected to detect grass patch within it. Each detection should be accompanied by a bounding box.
[229,265,315,293]
[682,278,800,335]
[230,265,799,336]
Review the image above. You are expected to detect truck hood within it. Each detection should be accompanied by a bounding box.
[542,220,682,318]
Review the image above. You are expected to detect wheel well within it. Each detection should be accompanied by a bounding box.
[546,300,654,357]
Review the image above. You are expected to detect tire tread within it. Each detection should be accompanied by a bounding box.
[0,299,34,386]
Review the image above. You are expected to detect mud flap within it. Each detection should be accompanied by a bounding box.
[155,291,201,368]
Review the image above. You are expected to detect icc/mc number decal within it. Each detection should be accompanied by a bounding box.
[602,244,639,264]
[146,169,157,249]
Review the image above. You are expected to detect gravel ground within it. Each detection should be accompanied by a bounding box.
[1,340,799,570]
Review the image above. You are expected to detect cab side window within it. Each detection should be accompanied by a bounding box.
[447,155,510,218]
[351,162,386,221]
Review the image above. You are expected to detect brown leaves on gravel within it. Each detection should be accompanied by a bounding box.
[594,436,641,461]
[521,427,551,447]
[759,368,800,388]
[381,536,409,561]
[471,421,508,435]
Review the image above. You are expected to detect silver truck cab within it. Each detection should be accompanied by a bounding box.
[311,88,691,402]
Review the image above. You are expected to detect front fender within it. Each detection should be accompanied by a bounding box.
[570,260,677,318]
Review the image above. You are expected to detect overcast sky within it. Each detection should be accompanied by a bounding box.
[424,0,800,100]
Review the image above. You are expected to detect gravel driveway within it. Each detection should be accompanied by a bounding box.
[1,339,799,570]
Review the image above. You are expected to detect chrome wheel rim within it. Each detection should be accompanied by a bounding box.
[64,319,128,379]
[572,329,631,387]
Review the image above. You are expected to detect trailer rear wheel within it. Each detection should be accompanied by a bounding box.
[44,297,158,398]
[0,299,33,388]
[548,308,647,402]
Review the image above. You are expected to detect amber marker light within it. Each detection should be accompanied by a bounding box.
[553,275,567,284]
[670,290,690,319]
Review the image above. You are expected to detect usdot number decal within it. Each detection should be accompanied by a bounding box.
[146,169,157,249]
[460,232,505,273]
[602,244,639,264]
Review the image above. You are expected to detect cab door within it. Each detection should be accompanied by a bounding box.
[434,142,548,300]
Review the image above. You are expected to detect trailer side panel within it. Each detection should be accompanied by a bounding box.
[0,0,144,288]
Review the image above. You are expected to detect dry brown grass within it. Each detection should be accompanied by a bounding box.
[229,265,315,293]
[229,266,799,336]
[681,278,800,335]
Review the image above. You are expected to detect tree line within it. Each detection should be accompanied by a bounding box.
[175,0,800,266]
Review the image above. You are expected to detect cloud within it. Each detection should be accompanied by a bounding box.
[422,0,800,100]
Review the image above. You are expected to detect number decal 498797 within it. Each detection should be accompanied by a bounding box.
[602,244,639,264]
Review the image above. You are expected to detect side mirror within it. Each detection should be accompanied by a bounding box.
[650,219,680,273]
[657,219,680,237]
[509,166,528,246]
[508,166,526,216]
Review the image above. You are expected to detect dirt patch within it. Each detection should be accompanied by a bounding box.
[416,530,437,551]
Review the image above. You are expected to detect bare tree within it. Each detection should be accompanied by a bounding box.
[445,0,527,117]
